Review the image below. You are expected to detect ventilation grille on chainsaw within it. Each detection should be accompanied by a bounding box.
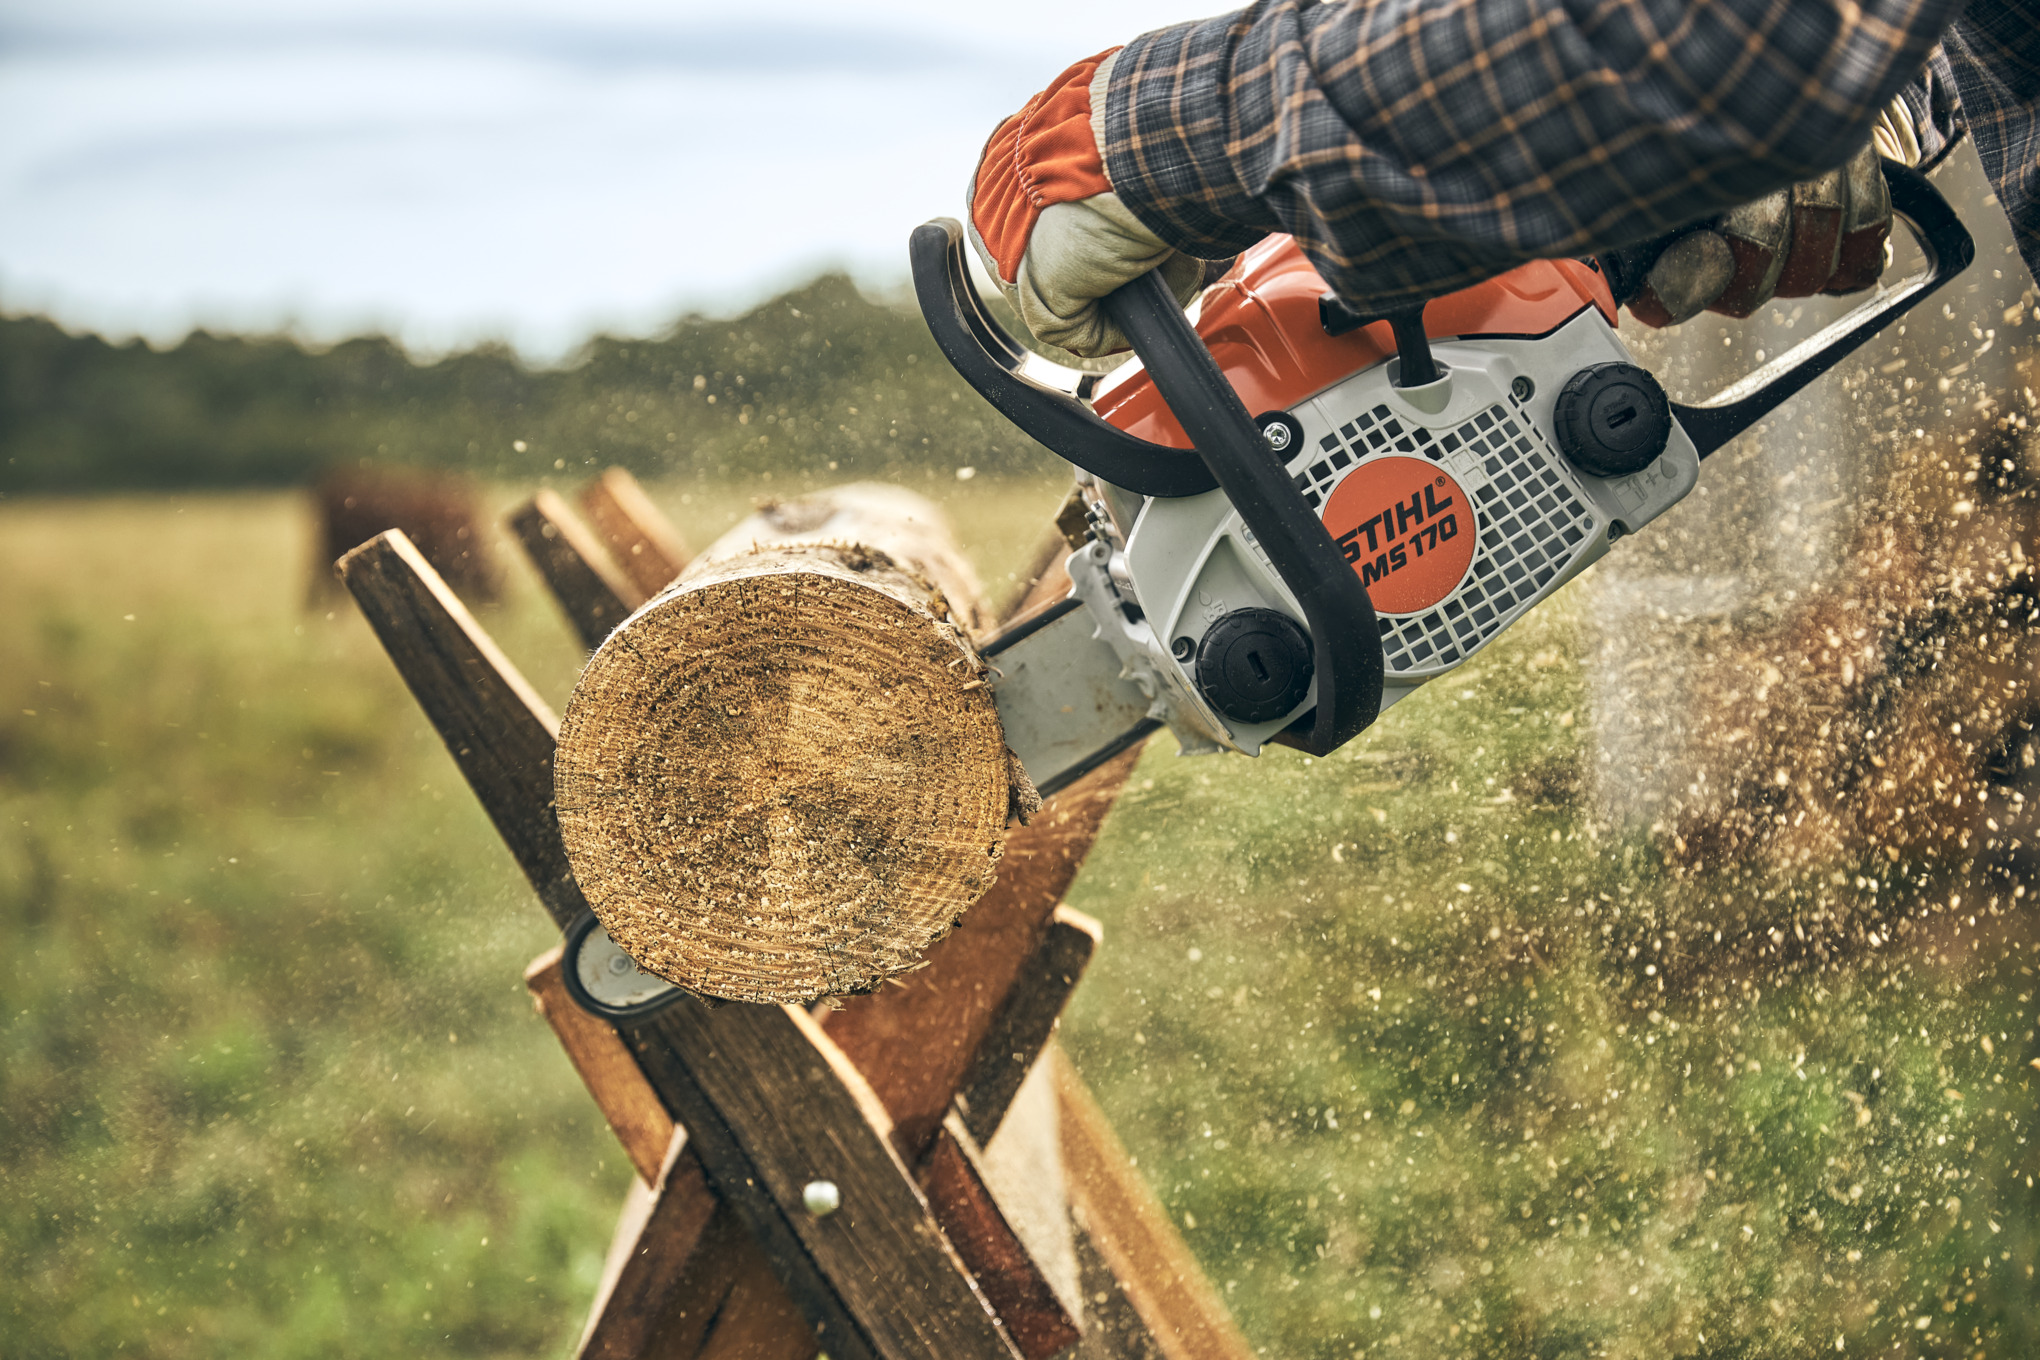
[1293,404,1431,510]
[1300,401,1595,676]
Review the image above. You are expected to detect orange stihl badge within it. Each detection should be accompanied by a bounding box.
[1321,457,1476,615]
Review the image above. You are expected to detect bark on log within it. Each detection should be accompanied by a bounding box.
[554,484,1035,1004]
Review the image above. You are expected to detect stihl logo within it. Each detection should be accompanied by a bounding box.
[1320,456,1476,615]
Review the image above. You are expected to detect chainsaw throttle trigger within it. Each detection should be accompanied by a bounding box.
[1101,269,1387,755]
[1671,160,1974,458]
[908,218,1219,498]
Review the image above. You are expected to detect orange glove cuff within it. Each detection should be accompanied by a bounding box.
[970,48,1119,284]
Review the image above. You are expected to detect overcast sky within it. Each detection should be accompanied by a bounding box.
[0,0,1212,357]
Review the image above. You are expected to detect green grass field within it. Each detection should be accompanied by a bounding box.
[2,484,2035,1358]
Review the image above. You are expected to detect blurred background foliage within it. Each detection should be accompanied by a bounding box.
[0,274,1059,494]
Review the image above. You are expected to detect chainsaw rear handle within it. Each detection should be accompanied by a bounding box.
[909,219,1218,498]
[1671,159,1974,457]
[1100,271,1386,755]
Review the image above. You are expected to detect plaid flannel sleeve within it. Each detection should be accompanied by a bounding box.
[1940,0,2040,276]
[1098,0,1977,313]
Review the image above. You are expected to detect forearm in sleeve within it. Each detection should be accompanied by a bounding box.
[1099,0,1965,311]
[1939,0,2040,277]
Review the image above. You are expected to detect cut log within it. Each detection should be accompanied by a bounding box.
[554,484,1034,1004]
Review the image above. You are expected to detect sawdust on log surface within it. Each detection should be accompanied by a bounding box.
[554,490,1015,1004]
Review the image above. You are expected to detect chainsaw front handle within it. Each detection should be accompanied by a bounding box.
[1672,160,1975,457]
[909,219,1218,498]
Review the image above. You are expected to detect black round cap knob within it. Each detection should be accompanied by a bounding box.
[1552,362,1673,478]
[1194,608,1314,725]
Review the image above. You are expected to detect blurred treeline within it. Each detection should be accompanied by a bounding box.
[0,274,1057,493]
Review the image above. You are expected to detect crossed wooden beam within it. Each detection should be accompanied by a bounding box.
[339,469,1251,1360]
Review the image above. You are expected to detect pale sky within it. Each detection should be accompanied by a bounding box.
[0,0,1214,357]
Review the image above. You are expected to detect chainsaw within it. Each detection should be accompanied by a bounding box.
[562,162,1969,1021]
[920,160,1973,798]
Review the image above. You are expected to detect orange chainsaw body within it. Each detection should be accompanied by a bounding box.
[1093,236,1618,448]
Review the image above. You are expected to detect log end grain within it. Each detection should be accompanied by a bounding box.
[555,544,1014,1004]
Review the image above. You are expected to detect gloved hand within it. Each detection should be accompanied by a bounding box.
[966,49,1206,362]
[1610,118,1923,329]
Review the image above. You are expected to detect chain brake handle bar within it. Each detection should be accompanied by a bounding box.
[910,219,1385,756]
[1672,159,1973,456]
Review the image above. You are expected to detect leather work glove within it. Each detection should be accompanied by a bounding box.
[966,49,1205,362]
[1609,121,1918,329]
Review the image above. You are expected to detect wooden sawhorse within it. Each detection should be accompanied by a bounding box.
[340,470,1250,1360]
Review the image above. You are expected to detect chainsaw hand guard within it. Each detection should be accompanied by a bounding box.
[913,218,1387,756]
